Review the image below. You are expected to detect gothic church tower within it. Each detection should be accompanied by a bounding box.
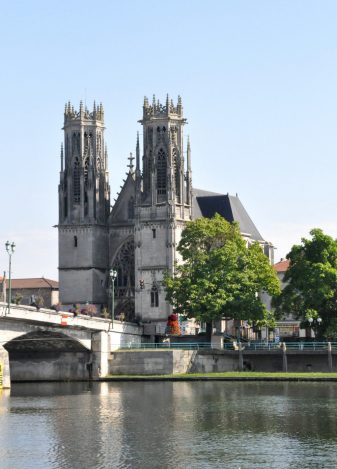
[134,95,192,329]
[58,102,110,306]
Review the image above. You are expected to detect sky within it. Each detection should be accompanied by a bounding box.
[1,0,337,280]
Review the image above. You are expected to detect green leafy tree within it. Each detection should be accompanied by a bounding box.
[273,228,337,339]
[164,214,280,335]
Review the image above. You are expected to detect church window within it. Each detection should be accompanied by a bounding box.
[152,228,156,239]
[173,148,181,201]
[112,239,135,301]
[84,158,89,184]
[74,236,78,247]
[96,158,101,172]
[111,239,135,322]
[151,285,159,307]
[72,132,80,156]
[157,149,167,196]
[128,198,134,219]
[147,127,153,144]
[73,157,81,203]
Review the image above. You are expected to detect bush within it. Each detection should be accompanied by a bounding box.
[14,293,23,305]
[166,313,181,336]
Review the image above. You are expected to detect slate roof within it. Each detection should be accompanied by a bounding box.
[192,188,264,241]
[9,278,59,289]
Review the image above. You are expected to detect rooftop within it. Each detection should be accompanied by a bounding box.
[193,189,264,241]
[8,278,59,289]
[273,259,290,273]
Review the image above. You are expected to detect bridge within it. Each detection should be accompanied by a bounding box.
[0,302,142,387]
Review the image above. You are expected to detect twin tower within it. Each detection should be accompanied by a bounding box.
[58,96,193,331]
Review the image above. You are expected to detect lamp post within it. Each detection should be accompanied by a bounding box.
[109,269,117,327]
[308,317,322,340]
[5,241,15,315]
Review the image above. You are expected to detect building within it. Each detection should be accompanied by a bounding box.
[273,258,302,339]
[7,278,59,309]
[57,96,274,333]
[0,274,5,302]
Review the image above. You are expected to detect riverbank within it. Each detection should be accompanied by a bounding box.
[102,372,337,381]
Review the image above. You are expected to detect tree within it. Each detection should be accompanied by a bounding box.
[273,228,337,339]
[164,214,280,334]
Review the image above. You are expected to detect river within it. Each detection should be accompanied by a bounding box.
[0,381,337,468]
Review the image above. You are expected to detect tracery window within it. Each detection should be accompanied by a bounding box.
[172,148,181,201]
[84,158,89,185]
[111,239,135,321]
[112,239,135,300]
[151,285,159,307]
[72,132,80,155]
[73,157,81,203]
[143,150,152,194]
[157,148,167,196]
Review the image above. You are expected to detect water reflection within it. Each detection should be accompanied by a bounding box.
[0,382,337,468]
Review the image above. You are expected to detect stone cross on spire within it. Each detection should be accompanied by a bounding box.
[127,152,135,173]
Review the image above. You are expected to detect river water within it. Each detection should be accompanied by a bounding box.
[0,381,337,468]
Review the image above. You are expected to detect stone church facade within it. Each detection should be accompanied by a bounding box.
[58,96,274,332]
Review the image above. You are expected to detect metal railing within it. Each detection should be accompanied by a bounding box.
[119,342,213,350]
[119,341,337,352]
[224,341,337,351]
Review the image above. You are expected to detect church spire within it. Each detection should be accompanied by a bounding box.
[187,136,191,171]
[135,132,141,204]
[60,143,64,172]
[186,136,192,205]
[136,132,140,172]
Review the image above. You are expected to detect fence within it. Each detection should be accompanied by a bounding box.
[224,341,337,351]
[120,341,337,351]
[119,342,213,350]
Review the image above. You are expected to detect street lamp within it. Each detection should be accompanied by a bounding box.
[308,317,322,339]
[109,269,117,327]
[5,241,15,315]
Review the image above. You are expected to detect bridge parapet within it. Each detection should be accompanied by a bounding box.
[0,302,142,336]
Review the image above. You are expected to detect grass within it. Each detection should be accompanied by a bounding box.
[103,372,337,380]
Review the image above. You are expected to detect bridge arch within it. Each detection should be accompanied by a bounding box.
[4,330,92,381]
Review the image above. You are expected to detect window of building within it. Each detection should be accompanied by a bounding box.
[151,285,159,307]
[84,158,89,184]
[152,228,156,239]
[74,236,78,247]
[73,157,81,203]
[157,148,167,196]
[172,148,181,201]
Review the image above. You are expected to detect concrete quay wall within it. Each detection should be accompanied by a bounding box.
[109,350,196,375]
[109,349,337,375]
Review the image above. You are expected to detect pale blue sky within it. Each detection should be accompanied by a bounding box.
[1,0,337,279]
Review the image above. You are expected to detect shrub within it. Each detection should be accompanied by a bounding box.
[14,293,23,305]
[166,313,181,335]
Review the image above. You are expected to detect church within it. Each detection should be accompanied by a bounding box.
[57,95,274,333]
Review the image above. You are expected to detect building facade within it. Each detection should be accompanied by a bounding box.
[6,278,59,308]
[57,96,274,332]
